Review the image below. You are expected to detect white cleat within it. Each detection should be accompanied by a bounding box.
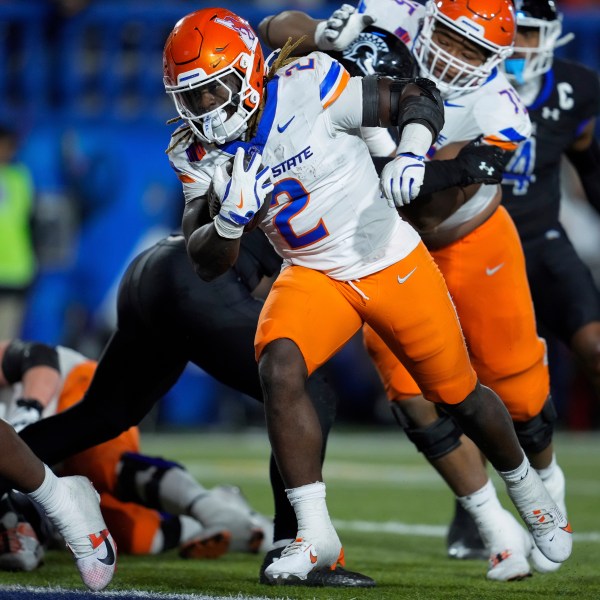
[529,463,567,573]
[529,542,562,573]
[523,505,572,564]
[263,535,341,583]
[486,513,532,582]
[46,476,117,591]
[0,517,44,572]
[505,468,572,564]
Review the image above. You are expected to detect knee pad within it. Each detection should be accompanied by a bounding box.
[514,396,557,455]
[390,402,463,460]
[116,452,184,509]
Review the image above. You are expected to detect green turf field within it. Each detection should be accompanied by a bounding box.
[2,429,599,599]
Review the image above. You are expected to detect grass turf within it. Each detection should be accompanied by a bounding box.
[1,429,599,599]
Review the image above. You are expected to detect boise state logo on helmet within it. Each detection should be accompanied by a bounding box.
[214,15,257,51]
[339,27,417,78]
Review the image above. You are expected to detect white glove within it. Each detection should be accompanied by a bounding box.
[314,4,375,51]
[380,153,426,208]
[212,147,274,239]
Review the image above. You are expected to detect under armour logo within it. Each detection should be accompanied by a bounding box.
[479,162,494,176]
[542,107,560,121]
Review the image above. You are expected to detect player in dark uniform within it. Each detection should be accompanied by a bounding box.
[3,230,374,587]
[448,0,600,567]
[503,0,600,370]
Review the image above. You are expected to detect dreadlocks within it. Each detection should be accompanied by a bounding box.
[165,36,306,154]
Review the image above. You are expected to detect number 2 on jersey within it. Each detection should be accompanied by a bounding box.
[272,178,328,249]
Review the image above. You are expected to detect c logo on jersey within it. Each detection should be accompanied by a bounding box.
[557,82,574,110]
[214,16,255,50]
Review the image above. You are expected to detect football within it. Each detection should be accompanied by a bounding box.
[207,156,272,233]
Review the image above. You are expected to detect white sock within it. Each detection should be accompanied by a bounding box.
[535,453,557,482]
[457,479,501,515]
[498,453,530,485]
[497,454,554,516]
[28,464,62,514]
[535,454,567,516]
[286,481,335,537]
[457,479,504,550]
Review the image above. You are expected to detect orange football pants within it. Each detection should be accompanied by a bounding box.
[255,241,477,405]
[364,206,549,421]
[57,361,161,555]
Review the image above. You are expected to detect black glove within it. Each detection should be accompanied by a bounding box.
[419,137,513,197]
[454,137,512,186]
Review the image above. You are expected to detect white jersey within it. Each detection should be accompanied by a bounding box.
[168,52,421,281]
[430,70,531,231]
[357,0,424,48]
[358,0,531,230]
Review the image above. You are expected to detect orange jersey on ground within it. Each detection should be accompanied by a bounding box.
[364,207,549,421]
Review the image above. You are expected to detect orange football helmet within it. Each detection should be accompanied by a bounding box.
[414,0,516,98]
[163,8,265,144]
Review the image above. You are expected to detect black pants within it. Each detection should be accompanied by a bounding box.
[17,235,338,541]
[522,224,600,343]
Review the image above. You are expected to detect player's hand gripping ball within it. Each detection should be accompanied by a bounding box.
[208,147,273,235]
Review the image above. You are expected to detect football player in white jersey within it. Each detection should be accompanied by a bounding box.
[164,7,571,584]
[261,0,572,582]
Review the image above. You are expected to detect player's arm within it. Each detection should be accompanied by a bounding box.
[259,4,373,52]
[328,72,444,203]
[0,339,61,429]
[183,148,273,282]
[182,195,241,282]
[399,141,505,230]
[564,118,600,215]
[362,75,447,204]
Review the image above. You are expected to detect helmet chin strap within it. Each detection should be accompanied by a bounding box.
[201,107,248,144]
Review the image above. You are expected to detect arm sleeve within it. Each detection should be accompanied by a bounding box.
[361,127,397,157]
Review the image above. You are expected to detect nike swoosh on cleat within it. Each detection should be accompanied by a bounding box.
[486,263,504,276]
[97,536,116,566]
[277,116,295,133]
[397,267,417,284]
[309,547,318,564]
[561,523,573,534]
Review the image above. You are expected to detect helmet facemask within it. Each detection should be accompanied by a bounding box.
[414,1,514,99]
[505,17,572,85]
[165,52,261,145]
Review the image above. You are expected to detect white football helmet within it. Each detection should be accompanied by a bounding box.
[504,0,574,85]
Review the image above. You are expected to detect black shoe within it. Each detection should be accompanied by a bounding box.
[259,544,375,587]
[447,500,487,560]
